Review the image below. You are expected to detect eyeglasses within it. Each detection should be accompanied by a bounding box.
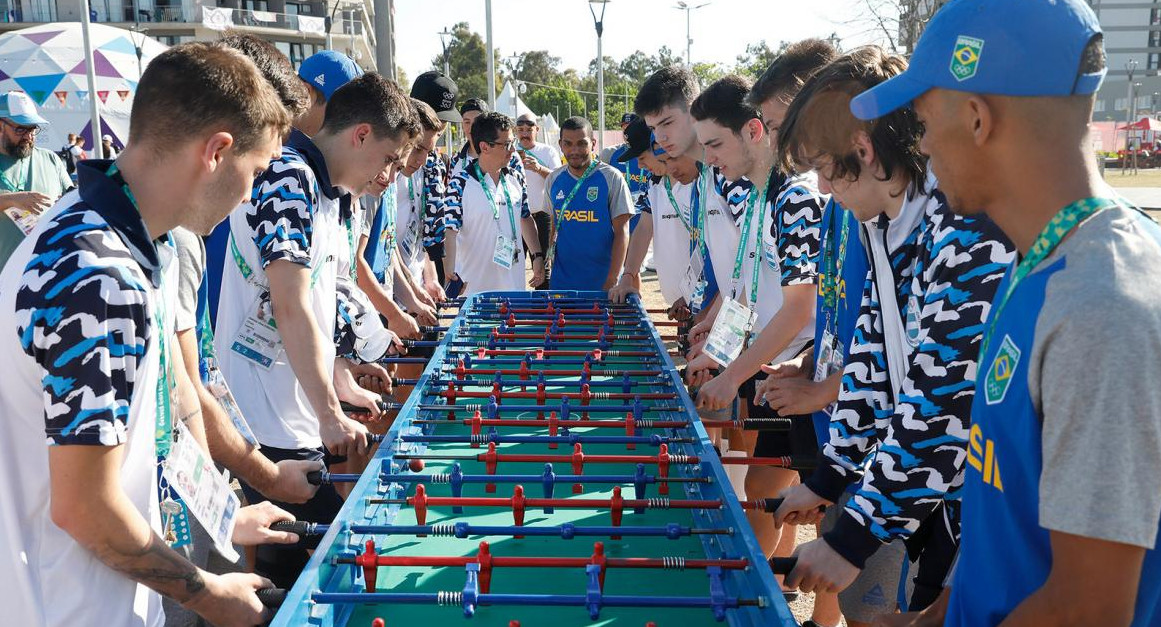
[486,139,516,151]
[515,121,536,128]
[4,121,38,137]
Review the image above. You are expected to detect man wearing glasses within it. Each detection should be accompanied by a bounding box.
[0,91,73,269]
[442,111,545,297]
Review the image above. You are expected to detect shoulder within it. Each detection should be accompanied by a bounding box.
[15,203,146,322]
[596,162,627,187]
[34,146,64,167]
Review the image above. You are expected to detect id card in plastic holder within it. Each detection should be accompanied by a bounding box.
[203,360,260,448]
[401,219,419,259]
[680,252,706,305]
[493,235,516,269]
[704,297,756,367]
[162,422,242,562]
[229,296,282,369]
[4,207,38,235]
[814,329,844,416]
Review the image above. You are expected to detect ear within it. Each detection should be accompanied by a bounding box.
[202,131,234,173]
[353,122,373,146]
[965,95,994,147]
[851,130,876,169]
[745,118,765,144]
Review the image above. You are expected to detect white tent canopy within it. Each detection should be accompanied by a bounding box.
[0,22,168,151]
[495,80,535,121]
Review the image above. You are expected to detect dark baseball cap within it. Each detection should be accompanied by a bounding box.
[460,98,489,116]
[620,112,637,126]
[411,71,461,123]
[617,116,652,163]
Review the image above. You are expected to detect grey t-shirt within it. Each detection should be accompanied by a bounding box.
[0,146,74,270]
[171,227,205,333]
[1032,206,1161,548]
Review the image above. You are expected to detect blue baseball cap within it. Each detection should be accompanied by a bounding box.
[850,0,1105,120]
[298,50,363,102]
[0,92,48,127]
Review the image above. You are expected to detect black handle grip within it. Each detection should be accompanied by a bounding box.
[270,520,313,536]
[306,470,324,485]
[768,557,797,575]
[760,497,827,515]
[256,587,286,608]
[741,418,793,431]
[340,400,389,414]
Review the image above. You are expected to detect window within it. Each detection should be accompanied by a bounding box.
[1115,98,1127,111]
[1094,100,1106,113]
[286,2,312,15]
[1152,8,1161,25]
[242,0,268,10]
[1150,52,1161,71]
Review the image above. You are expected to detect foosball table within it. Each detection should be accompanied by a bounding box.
[268,291,805,626]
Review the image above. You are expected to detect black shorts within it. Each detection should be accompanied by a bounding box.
[239,445,345,589]
[739,372,819,479]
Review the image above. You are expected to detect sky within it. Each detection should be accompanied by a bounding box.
[392,0,896,85]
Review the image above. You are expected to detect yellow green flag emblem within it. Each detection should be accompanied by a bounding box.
[951,35,984,82]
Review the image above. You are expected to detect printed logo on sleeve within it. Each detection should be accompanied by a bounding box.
[984,334,1020,405]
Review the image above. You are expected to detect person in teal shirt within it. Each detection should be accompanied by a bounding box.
[0,91,73,270]
[856,1,1161,625]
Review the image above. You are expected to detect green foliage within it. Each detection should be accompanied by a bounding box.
[431,25,789,131]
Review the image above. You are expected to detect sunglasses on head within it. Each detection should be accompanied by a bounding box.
[515,120,535,127]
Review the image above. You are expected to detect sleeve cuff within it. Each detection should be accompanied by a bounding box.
[822,509,886,570]
[804,458,852,503]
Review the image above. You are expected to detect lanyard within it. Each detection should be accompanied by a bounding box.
[228,228,330,289]
[821,205,852,314]
[344,217,357,281]
[0,156,31,192]
[520,146,548,167]
[729,173,771,308]
[547,159,599,265]
[405,173,423,253]
[153,296,174,456]
[982,196,1117,357]
[473,162,518,240]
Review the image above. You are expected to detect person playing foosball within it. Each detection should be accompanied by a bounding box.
[0,43,296,626]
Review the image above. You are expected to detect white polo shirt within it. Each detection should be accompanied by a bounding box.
[642,173,702,304]
[214,139,342,450]
[444,163,530,296]
[518,141,562,214]
[0,164,173,627]
[394,168,427,284]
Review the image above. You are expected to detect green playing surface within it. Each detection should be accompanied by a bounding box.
[272,295,796,627]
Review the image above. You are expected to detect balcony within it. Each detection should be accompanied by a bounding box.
[0,5,359,37]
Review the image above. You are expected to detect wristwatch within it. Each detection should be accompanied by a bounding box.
[531,252,545,262]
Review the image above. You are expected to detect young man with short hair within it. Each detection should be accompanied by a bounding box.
[515,111,562,286]
[773,47,1013,613]
[215,73,416,588]
[0,42,292,627]
[544,115,635,291]
[683,76,824,578]
[450,97,490,172]
[609,117,718,327]
[858,1,1161,624]
[443,111,545,296]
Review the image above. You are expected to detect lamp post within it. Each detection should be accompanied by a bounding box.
[506,54,522,119]
[1124,59,1137,173]
[80,0,101,148]
[439,26,454,153]
[486,0,496,108]
[588,0,610,151]
[674,1,711,68]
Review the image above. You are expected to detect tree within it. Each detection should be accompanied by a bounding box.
[523,76,585,124]
[395,66,409,91]
[734,40,788,80]
[429,22,502,104]
[691,61,727,88]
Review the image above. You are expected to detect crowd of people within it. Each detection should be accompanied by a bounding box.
[0,0,1159,625]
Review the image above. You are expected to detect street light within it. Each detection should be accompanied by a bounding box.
[674,1,711,68]
[1124,59,1138,172]
[589,0,610,151]
[505,53,522,120]
[438,26,455,154]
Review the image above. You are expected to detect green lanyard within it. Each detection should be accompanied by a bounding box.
[379,189,397,267]
[228,226,331,289]
[473,162,518,240]
[153,297,174,456]
[0,156,31,192]
[344,217,357,282]
[520,146,548,167]
[547,160,599,266]
[981,196,1117,357]
[729,175,770,309]
[821,205,851,314]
